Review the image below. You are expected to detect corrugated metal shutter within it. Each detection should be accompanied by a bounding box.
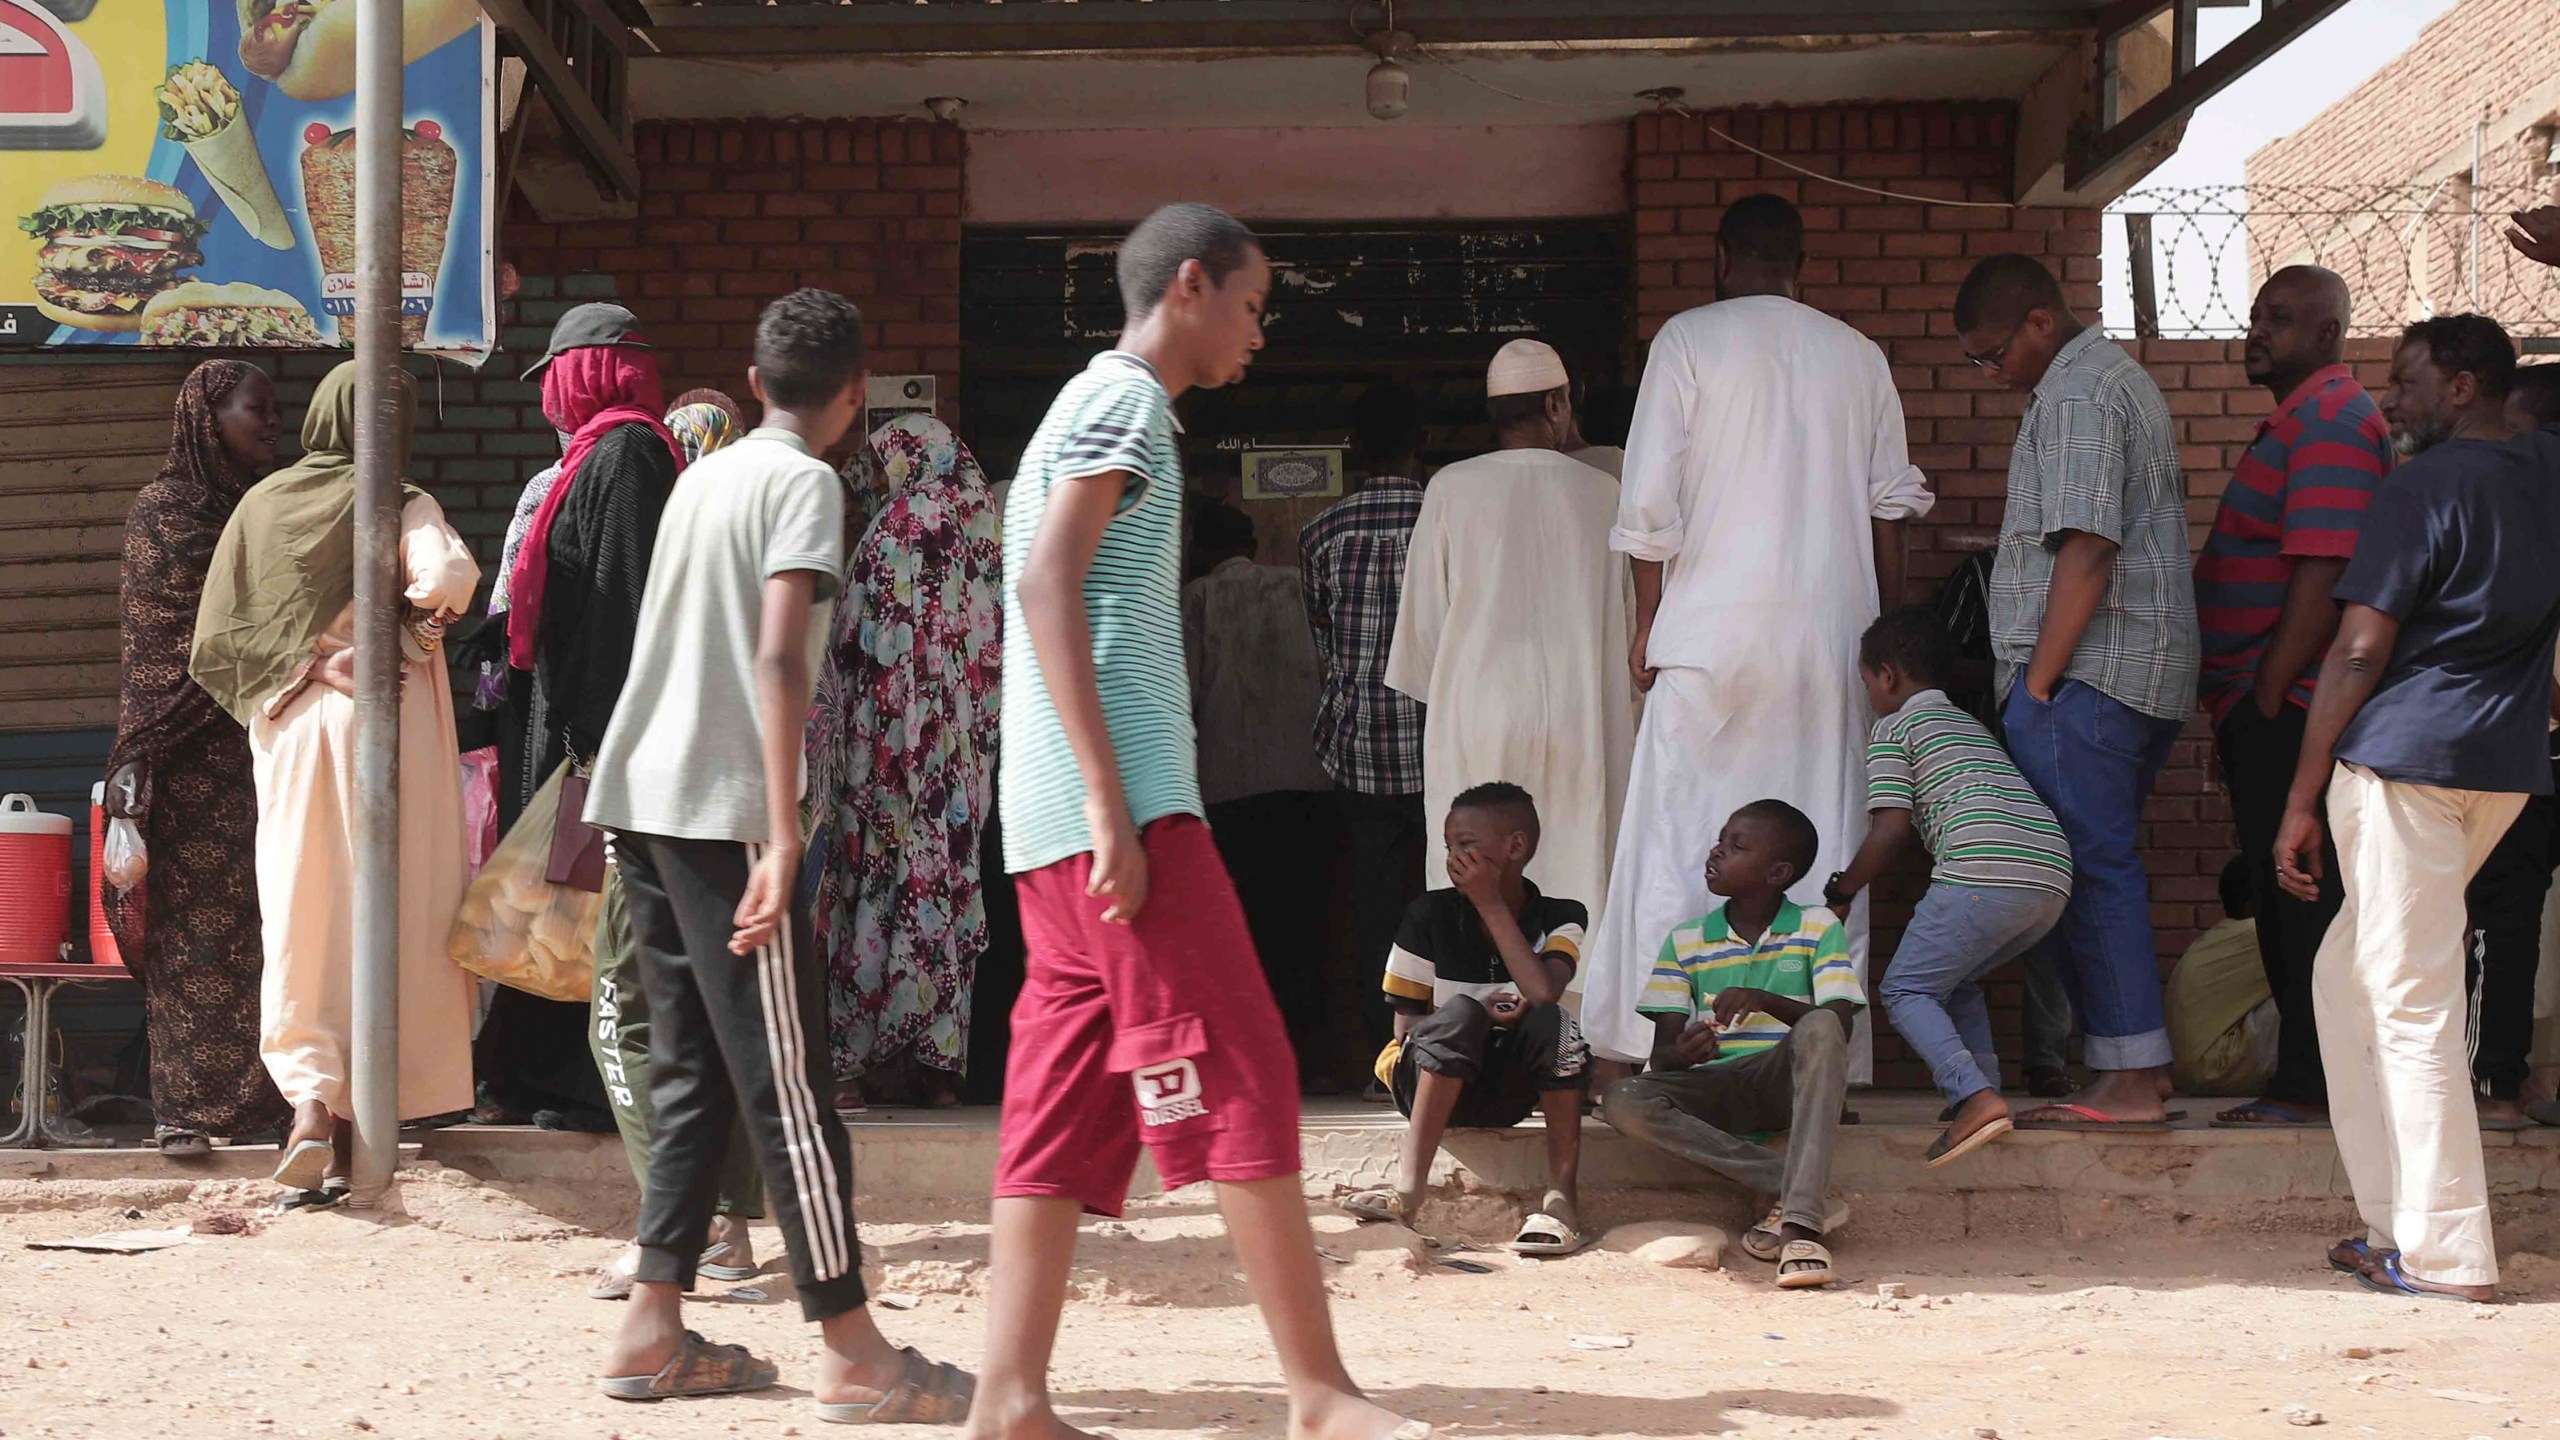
[0,359,192,733]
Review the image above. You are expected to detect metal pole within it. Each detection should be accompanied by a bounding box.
[2470,112,2485,313]
[348,0,405,1206]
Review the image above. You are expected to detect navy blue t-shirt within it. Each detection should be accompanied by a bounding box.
[2331,432,2560,795]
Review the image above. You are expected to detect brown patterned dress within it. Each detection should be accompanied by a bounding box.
[104,361,291,1140]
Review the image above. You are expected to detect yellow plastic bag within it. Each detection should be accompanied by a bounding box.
[447,763,599,1001]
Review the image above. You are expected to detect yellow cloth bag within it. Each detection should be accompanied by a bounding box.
[2166,917,2271,1097]
[447,762,600,1001]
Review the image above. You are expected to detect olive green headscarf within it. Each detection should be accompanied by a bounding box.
[190,361,426,725]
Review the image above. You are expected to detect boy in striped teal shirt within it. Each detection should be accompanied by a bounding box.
[1601,798,1862,1290]
[1825,608,2073,1170]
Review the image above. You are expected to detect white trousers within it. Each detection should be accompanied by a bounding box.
[2315,762,2522,1288]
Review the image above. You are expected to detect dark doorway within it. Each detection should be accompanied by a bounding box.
[960,220,1634,485]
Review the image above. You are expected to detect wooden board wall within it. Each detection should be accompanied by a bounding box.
[0,361,194,732]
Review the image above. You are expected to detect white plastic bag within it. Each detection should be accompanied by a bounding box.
[101,765,148,892]
[447,762,599,1001]
[103,815,147,892]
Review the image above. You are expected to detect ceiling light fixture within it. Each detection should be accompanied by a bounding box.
[1354,0,1413,121]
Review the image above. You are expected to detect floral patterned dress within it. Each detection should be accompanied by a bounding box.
[804,416,1002,1084]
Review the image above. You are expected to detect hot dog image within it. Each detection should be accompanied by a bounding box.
[16,174,206,333]
[236,0,477,102]
[139,280,325,347]
[300,118,455,345]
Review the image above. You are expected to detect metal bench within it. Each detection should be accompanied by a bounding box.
[1,961,133,1149]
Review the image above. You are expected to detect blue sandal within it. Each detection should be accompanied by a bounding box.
[2353,1252,2484,1303]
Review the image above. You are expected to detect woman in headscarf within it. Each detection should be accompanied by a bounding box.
[666,388,743,464]
[103,360,293,1157]
[804,414,1002,1108]
[191,361,481,1193]
[471,318,685,1129]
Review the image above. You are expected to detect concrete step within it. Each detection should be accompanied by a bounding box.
[8,1095,2555,1243]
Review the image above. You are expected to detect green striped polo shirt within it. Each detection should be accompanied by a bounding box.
[1866,688,2073,897]
[999,351,1201,873]
[1639,901,1862,1066]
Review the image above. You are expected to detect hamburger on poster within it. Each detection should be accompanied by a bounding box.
[237,0,478,101]
[17,175,208,333]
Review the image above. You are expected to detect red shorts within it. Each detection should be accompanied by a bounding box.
[994,813,1303,1215]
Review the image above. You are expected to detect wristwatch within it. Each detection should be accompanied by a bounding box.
[1823,870,1852,909]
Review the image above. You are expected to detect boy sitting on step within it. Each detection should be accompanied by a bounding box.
[1602,799,1861,1290]
[1341,782,1592,1255]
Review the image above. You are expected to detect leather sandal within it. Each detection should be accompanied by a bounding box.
[813,1345,975,1424]
[597,1330,779,1402]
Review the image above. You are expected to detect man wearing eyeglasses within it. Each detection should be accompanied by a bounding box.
[1955,253,2197,1131]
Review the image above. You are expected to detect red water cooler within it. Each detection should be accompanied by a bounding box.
[0,793,73,965]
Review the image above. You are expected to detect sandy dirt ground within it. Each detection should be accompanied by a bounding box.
[1,1164,2555,1440]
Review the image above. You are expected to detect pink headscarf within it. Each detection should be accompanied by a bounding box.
[505,344,679,669]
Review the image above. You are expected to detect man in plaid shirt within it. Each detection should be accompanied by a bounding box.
[1301,384,1428,1091]
[1959,253,2198,1131]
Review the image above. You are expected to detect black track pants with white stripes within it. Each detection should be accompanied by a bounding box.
[614,831,867,1322]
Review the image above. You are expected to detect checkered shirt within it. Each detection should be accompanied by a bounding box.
[1298,476,1426,794]
[1988,327,2200,722]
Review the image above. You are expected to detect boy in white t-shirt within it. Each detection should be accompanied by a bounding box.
[585,289,971,1422]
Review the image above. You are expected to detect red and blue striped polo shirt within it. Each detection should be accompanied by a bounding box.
[2193,364,2394,722]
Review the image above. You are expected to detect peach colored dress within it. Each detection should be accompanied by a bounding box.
[249,492,480,1120]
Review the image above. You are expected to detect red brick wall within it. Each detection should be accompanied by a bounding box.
[506,118,964,399]
[2246,0,2560,196]
[1632,104,2382,1085]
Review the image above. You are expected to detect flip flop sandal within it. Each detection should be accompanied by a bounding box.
[2011,1103,2172,1133]
[589,1266,636,1301]
[2327,1237,2390,1276]
[156,1128,211,1159]
[1741,1198,1851,1262]
[1773,1239,1838,1289]
[2529,1099,2560,1127]
[698,1240,760,1282]
[1340,1189,1411,1225]
[2210,1100,2328,1129]
[272,1138,331,1191]
[1505,1212,1589,1256]
[2478,1114,2535,1132]
[813,1344,975,1424]
[2353,1252,2486,1304]
[1924,1113,2013,1169]
[599,1330,779,1402]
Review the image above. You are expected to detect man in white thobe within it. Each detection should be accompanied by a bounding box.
[1581,194,1935,1081]
[1386,339,1634,925]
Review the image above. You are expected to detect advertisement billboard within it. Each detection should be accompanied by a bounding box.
[0,0,494,358]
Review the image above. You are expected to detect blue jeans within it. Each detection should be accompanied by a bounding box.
[1880,881,2070,1103]
[2002,679,2184,1071]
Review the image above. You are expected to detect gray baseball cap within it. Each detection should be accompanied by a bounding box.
[521,302,648,380]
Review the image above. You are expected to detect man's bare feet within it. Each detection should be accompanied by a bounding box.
[1540,1188,1581,1238]
[603,1281,688,1378]
[1926,1087,2012,1167]
[702,1213,757,1275]
[1289,1385,1423,1440]
[2072,1068,2170,1123]
[962,1394,1106,1440]
[323,1115,353,1186]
